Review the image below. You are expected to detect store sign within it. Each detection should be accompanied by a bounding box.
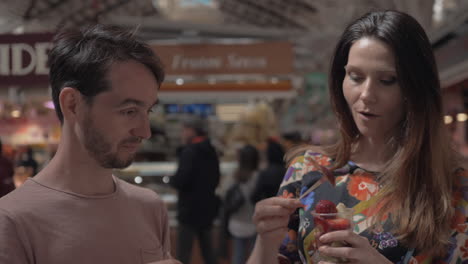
[152,42,293,75]
[0,33,54,86]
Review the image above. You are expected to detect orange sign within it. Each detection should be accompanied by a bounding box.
[151,42,293,75]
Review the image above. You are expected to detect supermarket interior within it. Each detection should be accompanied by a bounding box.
[0,0,468,263]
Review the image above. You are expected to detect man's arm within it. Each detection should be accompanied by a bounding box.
[0,209,30,264]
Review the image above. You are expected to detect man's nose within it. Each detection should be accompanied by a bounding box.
[131,115,152,140]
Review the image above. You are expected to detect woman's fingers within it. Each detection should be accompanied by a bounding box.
[255,215,290,234]
[319,230,368,246]
[319,245,357,260]
[253,204,292,221]
[253,197,303,222]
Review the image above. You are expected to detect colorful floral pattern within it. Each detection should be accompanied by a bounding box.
[277,151,468,264]
[347,171,380,201]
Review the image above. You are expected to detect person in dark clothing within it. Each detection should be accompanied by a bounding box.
[170,116,220,264]
[0,139,14,198]
[17,146,39,176]
[251,139,286,203]
[281,131,303,152]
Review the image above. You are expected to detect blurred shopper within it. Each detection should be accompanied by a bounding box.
[170,116,220,264]
[224,145,259,264]
[16,146,39,176]
[281,131,303,151]
[251,139,286,203]
[248,10,468,264]
[0,139,14,198]
[0,25,180,264]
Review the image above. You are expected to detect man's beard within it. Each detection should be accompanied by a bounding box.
[82,115,139,169]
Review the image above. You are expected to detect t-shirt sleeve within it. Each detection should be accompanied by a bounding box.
[277,154,307,263]
[0,209,29,264]
[443,169,468,264]
[159,200,172,259]
[276,151,334,263]
[412,169,468,263]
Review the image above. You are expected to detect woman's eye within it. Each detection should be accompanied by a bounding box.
[348,73,363,82]
[380,77,397,85]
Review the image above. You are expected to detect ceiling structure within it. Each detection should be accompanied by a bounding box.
[0,0,467,75]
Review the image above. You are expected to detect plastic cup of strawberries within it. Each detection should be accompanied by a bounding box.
[311,200,354,263]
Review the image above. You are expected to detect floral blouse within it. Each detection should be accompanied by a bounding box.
[277,150,468,264]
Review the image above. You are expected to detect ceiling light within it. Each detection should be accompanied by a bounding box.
[457,113,468,122]
[11,110,21,118]
[444,115,453,124]
[176,78,184,85]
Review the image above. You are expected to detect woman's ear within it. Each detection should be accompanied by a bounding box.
[59,87,81,124]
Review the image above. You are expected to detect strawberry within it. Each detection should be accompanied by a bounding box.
[315,200,337,214]
[313,216,330,233]
[326,218,351,231]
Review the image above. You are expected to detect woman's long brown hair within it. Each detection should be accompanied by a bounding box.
[290,10,461,256]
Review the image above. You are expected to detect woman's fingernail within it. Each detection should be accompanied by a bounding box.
[319,246,327,252]
[319,235,328,242]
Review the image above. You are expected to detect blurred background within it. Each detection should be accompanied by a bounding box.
[0,0,467,263]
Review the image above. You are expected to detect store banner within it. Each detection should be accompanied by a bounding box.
[0,33,54,86]
[151,42,294,75]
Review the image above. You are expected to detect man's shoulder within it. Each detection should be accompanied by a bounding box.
[116,178,164,205]
[0,181,40,217]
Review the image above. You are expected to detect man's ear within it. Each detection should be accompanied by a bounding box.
[59,87,82,123]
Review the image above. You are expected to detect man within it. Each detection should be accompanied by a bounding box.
[170,116,220,264]
[0,25,180,264]
[0,139,14,198]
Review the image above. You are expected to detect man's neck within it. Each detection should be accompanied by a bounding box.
[35,140,115,196]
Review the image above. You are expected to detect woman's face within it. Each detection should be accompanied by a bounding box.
[343,37,404,140]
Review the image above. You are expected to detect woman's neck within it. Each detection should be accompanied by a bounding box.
[350,136,396,172]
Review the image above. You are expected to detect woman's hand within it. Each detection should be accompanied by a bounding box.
[247,197,303,264]
[318,230,392,264]
[253,197,303,245]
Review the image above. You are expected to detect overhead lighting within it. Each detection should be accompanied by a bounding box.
[457,113,468,122]
[44,101,55,109]
[176,78,184,85]
[444,115,453,124]
[11,110,21,118]
[134,176,143,184]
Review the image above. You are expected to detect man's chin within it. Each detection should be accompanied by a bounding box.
[111,157,135,169]
[99,155,135,169]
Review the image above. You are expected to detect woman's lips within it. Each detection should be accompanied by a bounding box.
[358,112,379,120]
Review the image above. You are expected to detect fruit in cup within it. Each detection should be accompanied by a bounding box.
[315,200,338,214]
[327,218,351,231]
[312,200,352,263]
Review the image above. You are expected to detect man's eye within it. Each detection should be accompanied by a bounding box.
[381,77,397,85]
[121,109,137,116]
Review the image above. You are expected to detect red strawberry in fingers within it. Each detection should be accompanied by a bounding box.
[315,200,337,214]
[326,218,351,231]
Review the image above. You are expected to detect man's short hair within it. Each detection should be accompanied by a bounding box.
[48,24,165,124]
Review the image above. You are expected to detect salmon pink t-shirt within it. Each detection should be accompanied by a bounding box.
[0,176,171,264]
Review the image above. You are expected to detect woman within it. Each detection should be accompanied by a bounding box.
[225,145,260,264]
[247,10,468,264]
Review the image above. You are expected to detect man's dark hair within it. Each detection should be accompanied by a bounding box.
[48,24,165,124]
